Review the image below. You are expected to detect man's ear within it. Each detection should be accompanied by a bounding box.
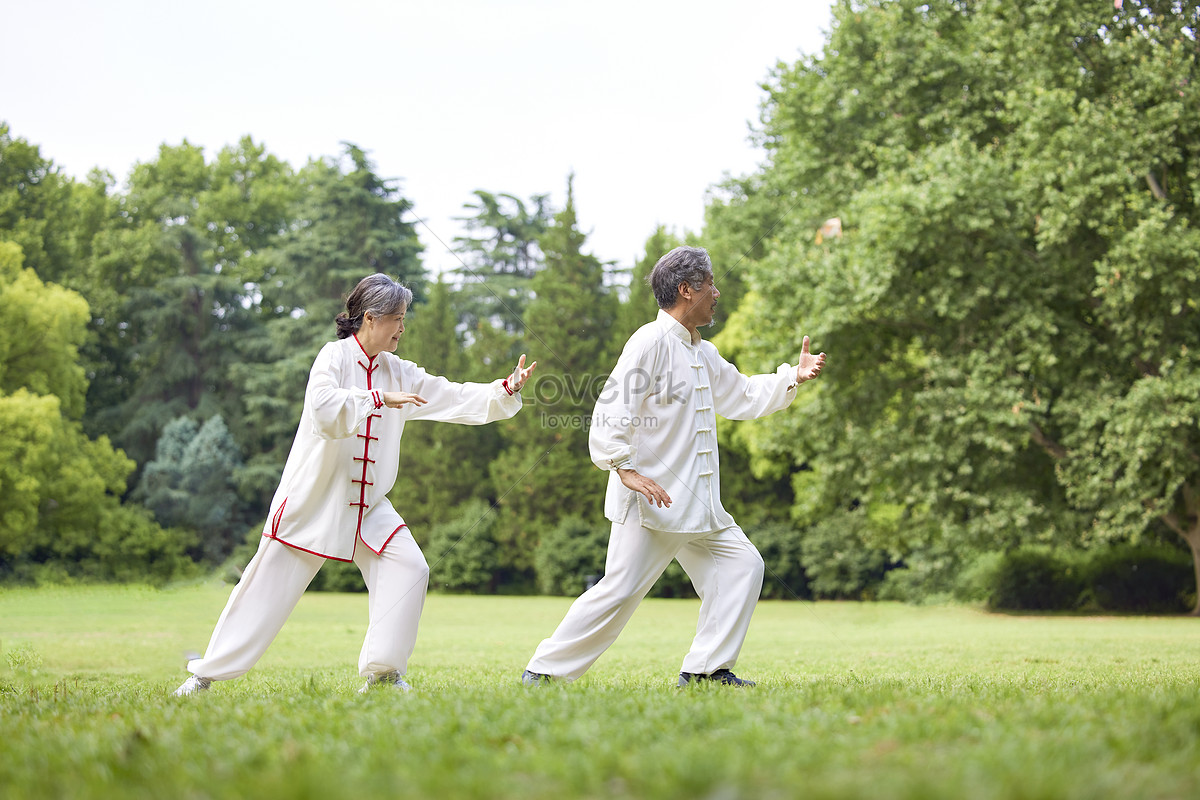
[677,281,692,301]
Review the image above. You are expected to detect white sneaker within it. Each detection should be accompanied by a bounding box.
[173,675,212,697]
[358,670,412,694]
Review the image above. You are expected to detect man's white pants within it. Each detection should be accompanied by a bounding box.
[526,517,765,680]
[187,532,430,681]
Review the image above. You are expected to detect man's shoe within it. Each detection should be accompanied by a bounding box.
[521,669,553,687]
[678,669,756,688]
[173,675,212,696]
[358,670,412,694]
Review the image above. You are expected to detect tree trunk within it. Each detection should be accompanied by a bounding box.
[1162,483,1199,616]
[1188,534,1200,617]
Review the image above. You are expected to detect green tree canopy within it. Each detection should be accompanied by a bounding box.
[710,0,1200,605]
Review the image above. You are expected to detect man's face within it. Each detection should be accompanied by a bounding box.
[682,275,720,329]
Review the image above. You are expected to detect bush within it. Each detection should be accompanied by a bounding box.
[753,523,811,600]
[534,515,608,596]
[1082,544,1192,613]
[425,499,501,593]
[984,546,1084,611]
[800,514,890,600]
[649,561,697,599]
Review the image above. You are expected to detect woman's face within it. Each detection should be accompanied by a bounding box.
[360,307,406,356]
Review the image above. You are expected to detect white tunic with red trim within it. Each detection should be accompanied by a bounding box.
[264,335,523,561]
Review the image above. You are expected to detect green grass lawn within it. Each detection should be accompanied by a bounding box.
[2,582,1199,799]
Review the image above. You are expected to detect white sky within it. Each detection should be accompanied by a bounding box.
[1,0,832,276]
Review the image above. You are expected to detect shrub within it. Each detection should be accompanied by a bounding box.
[800,515,890,600]
[753,523,811,600]
[985,546,1084,611]
[425,499,501,593]
[1082,544,1192,613]
[534,515,608,596]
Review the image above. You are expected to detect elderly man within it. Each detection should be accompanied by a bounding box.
[522,245,825,688]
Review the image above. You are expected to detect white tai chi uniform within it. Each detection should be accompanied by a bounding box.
[188,334,523,681]
[527,310,799,680]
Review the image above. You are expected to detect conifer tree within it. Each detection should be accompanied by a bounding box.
[489,177,617,574]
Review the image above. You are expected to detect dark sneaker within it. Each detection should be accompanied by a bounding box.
[522,669,554,687]
[678,669,756,688]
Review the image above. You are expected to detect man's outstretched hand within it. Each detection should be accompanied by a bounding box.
[795,336,826,384]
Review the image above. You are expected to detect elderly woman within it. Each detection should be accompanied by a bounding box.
[174,273,535,695]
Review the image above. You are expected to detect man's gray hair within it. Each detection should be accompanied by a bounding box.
[336,274,414,339]
[647,246,714,310]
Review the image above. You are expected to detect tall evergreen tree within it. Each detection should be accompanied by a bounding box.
[489,177,617,573]
[613,225,682,341]
[450,190,551,334]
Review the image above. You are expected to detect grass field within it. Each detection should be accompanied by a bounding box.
[2,582,1199,799]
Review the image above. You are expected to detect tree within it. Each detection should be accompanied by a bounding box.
[0,243,188,582]
[612,225,681,340]
[0,123,76,283]
[134,415,245,563]
[450,190,552,334]
[0,242,89,418]
[77,138,296,467]
[489,177,617,574]
[708,0,1200,606]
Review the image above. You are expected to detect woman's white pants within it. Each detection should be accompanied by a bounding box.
[526,517,765,680]
[187,532,430,681]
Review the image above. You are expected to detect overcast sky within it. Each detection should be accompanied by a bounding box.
[2,0,833,275]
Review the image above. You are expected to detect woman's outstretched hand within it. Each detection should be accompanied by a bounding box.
[507,354,537,392]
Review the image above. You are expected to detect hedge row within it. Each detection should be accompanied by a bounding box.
[959,544,1195,613]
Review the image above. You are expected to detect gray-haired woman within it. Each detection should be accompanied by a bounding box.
[174,274,536,696]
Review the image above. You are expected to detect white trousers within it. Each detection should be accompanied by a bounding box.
[187,532,430,681]
[526,517,765,680]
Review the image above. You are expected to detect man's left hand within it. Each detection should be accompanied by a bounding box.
[795,336,826,384]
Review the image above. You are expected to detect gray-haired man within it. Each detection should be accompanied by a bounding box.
[523,246,826,687]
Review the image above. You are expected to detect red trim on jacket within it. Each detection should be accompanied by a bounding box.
[349,358,383,537]
[360,524,409,556]
[263,531,356,563]
[270,498,288,537]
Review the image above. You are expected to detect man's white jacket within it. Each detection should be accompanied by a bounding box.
[590,310,798,533]
[265,335,522,561]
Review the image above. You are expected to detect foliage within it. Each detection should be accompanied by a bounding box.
[534,515,609,596]
[0,123,76,282]
[751,522,810,600]
[981,546,1086,612]
[708,0,1200,606]
[0,389,191,583]
[0,241,89,418]
[1082,543,1193,613]
[799,512,892,600]
[426,499,502,593]
[489,177,616,572]
[134,415,246,563]
[0,242,189,584]
[451,190,552,333]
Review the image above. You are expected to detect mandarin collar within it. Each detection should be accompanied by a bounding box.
[656,309,701,346]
